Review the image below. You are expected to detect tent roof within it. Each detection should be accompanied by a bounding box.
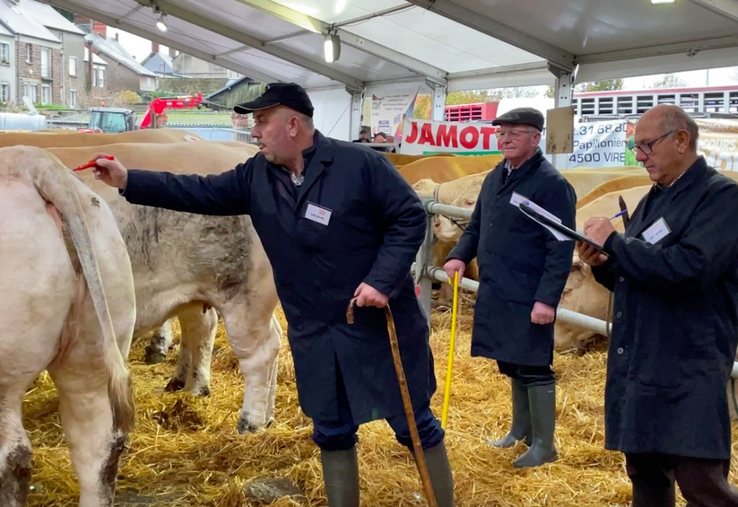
[45,0,738,92]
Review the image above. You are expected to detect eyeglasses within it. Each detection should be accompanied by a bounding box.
[632,130,674,156]
[495,129,536,139]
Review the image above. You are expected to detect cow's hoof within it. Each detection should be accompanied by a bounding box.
[237,415,264,434]
[193,386,211,397]
[164,378,185,392]
[144,346,167,365]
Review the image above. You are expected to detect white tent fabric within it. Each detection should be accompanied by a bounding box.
[45,0,738,93]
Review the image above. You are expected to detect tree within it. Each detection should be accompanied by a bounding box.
[649,73,687,89]
[575,79,624,92]
[445,89,501,106]
[545,84,556,98]
[498,86,539,98]
[115,90,142,106]
[730,66,738,83]
[412,94,431,119]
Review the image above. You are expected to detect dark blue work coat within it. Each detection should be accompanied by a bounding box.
[120,131,436,425]
[447,149,577,366]
[593,157,738,459]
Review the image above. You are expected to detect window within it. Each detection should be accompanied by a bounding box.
[41,48,51,79]
[0,83,9,103]
[89,110,127,133]
[0,44,9,65]
[23,83,37,103]
[26,44,31,63]
[92,65,105,88]
[41,84,50,105]
[69,89,77,107]
[69,56,77,77]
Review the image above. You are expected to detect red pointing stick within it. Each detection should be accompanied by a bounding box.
[73,155,114,172]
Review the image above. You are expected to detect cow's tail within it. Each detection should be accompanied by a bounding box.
[31,149,135,434]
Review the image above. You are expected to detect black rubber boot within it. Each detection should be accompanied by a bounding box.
[414,441,455,507]
[512,383,558,468]
[489,378,532,448]
[320,447,360,507]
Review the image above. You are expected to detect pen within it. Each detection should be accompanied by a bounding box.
[73,155,114,172]
[610,209,628,220]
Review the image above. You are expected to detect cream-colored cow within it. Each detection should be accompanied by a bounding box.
[0,146,135,506]
[46,141,283,434]
[0,128,203,148]
[554,185,651,352]
[412,172,488,305]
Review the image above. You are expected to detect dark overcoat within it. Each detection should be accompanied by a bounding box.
[447,149,577,366]
[593,157,738,459]
[120,131,436,425]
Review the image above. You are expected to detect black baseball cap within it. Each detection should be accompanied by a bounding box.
[233,82,314,118]
[492,107,545,131]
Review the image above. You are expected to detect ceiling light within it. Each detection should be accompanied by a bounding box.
[324,32,340,63]
[156,13,167,31]
[651,0,675,4]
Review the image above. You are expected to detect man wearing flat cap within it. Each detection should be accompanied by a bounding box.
[89,82,454,506]
[444,107,576,468]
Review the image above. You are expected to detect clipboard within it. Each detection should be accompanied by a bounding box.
[519,202,606,252]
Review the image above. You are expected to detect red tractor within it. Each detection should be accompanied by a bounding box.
[80,92,205,133]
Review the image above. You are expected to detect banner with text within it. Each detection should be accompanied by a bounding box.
[371,88,419,138]
[698,132,738,172]
[694,119,738,172]
[400,117,632,168]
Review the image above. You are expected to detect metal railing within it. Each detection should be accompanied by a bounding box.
[191,127,257,144]
[413,197,738,378]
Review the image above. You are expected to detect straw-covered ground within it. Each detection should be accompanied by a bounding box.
[22,297,738,506]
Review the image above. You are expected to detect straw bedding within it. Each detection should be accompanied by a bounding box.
[22,296,738,506]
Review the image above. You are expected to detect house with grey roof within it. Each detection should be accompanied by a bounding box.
[17,0,88,107]
[141,41,188,78]
[78,21,157,99]
[0,0,71,105]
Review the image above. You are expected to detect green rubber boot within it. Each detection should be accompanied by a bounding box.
[320,447,360,507]
[512,384,558,468]
[489,378,532,448]
[414,441,455,507]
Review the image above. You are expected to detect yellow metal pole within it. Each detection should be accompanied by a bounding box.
[441,271,460,429]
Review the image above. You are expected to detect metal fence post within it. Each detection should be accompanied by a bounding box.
[414,201,435,329]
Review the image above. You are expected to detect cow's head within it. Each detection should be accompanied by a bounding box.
[412,178,438,200]
[554,253,610,353]
[433,182,482,243]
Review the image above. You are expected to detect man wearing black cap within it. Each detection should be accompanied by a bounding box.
[89,82,454,507]
[443,107,576,468]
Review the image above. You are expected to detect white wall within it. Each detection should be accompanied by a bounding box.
[308,87,352,141]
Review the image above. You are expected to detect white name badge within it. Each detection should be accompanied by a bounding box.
[509,192,528,208]
[642,217,671,245]
[305,202,332,226]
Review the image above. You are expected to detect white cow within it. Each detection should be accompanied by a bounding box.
[75,163,281,433]
[45,142,282,433]
[0,146,136,506]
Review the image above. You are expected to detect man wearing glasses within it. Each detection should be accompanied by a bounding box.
[578,104,738,506]
[443,107,576,468]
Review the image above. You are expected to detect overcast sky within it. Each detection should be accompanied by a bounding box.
[109,27,738,91]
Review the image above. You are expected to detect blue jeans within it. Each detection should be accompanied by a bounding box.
[311,362,444,452]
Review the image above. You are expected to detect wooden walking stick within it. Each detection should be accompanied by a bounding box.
[347,298,439,507]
